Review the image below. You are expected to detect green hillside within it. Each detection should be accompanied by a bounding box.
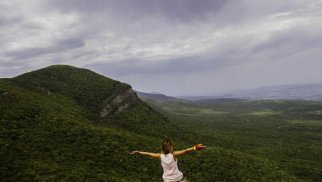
[1,65,300,181]
[141,97,322,181]
[11,65,131,118]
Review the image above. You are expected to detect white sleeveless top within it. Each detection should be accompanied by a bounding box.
[160,153,183,182]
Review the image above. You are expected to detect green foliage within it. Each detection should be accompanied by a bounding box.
[180,148,300,181]
[0,65,305,181]
[0,77,162,181]
[143,97,322,181]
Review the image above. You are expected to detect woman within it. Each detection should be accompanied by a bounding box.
[130,138,206,182]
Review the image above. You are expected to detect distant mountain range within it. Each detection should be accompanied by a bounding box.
[179,84,322,101]
[136,91,180,101]
[216,84,322,101]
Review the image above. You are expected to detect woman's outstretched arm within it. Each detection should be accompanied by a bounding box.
[174,144,206,157]
[130,151,160,158]
[173,147,194,156]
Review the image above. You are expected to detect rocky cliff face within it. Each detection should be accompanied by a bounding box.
[100,88,138,117]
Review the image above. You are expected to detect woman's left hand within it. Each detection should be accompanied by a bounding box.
[130,151,139,154]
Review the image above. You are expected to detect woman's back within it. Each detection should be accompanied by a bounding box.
[160,153,183,182]
[130,138,205,181]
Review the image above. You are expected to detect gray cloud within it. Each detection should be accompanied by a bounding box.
[86,55,226,77]
[49,0,227,22]
[1,0,322,95]
[0,16,22,26]
[5,38,85,61]
[252,23,322,60]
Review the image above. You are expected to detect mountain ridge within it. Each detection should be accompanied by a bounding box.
[180,83,322,101]
[136,90,180,101]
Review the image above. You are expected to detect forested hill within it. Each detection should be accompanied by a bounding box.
[1,65,299,181]
[11,65,137,118]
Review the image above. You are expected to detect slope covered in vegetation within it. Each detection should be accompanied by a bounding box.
[141,96,322,181]
[1,65,299,181]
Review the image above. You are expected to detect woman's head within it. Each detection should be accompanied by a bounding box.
[162,138,174,154]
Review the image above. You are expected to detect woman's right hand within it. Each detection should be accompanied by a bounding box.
[193,144,206,150]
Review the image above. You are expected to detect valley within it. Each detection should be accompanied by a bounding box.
[141,96,322,181]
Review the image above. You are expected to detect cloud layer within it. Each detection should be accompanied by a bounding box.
[1,0,322,95]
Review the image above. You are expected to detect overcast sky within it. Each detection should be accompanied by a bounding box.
[1,0,322,96]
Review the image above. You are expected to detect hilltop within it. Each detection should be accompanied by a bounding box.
[0,65,300,181]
